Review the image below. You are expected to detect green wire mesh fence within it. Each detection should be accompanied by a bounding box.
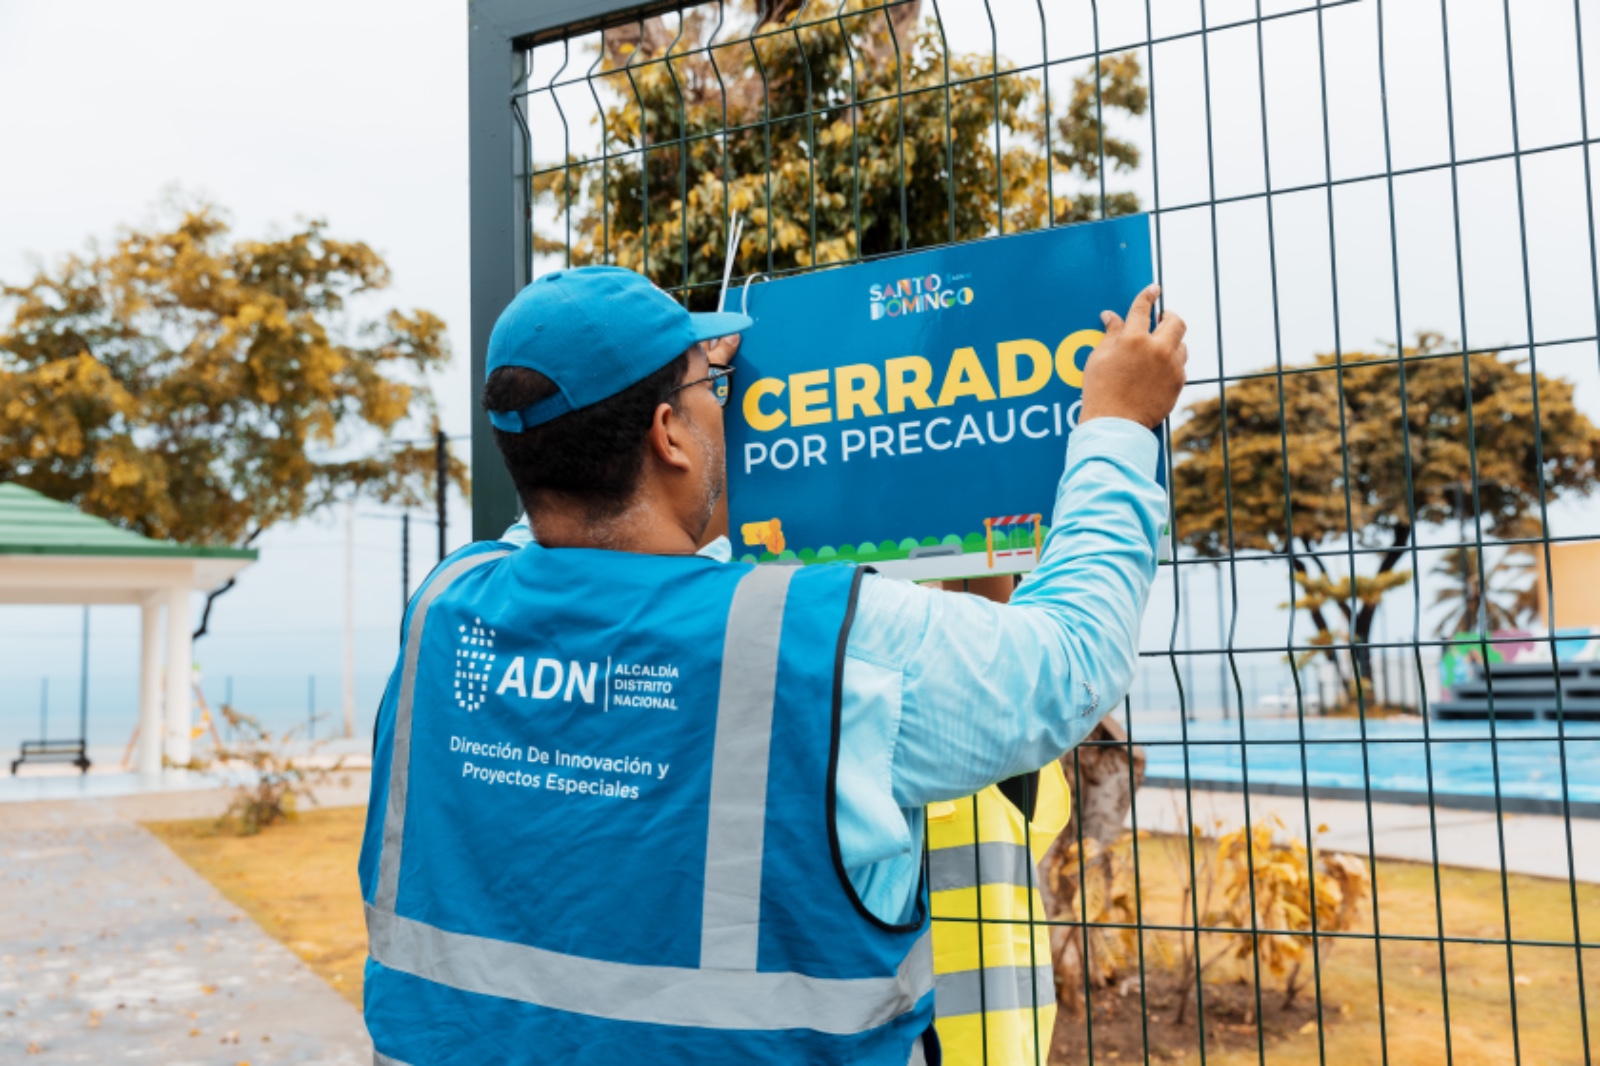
[490,1,1600,1062]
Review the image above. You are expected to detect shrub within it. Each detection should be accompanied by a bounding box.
[1045,816,1371,1023]
[212,704,345,836]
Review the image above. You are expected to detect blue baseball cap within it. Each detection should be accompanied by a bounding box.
[485,266,753,432]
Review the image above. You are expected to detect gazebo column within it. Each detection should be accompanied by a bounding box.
[137,595,164,775]
[164,584,193,767]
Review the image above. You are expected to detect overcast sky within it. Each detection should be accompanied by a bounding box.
[0,0,473,744]
[3,0,1598,748]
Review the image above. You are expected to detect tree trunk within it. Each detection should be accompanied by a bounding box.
[1350,526,1412,702]
[1289,550,1349,699]
[857,0,924,64]
[602,19,679,69]
[1058,714,1145,848]
[1038,716,1146,1016]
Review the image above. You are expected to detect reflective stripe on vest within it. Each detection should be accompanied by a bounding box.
[928,763,1070,1065]
[373,550,510,915]
[934,962,1056,1017]
[927,840,1035,894]
[382,1036,936,1066]
[701,565,790,969]
[367,556,935,1034]
[366,904,933,1034]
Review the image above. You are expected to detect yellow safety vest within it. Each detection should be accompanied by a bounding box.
[928,762,1070,1066]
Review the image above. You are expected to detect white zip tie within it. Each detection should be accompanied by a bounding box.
[740,272,769,317]
[716,212,744,313]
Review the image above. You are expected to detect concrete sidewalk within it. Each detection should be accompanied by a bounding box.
[0,785,371,1064]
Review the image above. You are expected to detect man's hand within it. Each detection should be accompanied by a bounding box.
[704,333,742,365]
[1079,284,1187,429]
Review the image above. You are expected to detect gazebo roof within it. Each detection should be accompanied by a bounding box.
[0,484,257,560]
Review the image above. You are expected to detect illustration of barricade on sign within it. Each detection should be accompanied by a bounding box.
[983,513,1042,570]
[741,518,786,556]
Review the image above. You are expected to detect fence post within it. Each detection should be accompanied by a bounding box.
[79,606,89,749]
[1181,563,1196,720]
[436,428,449,563]
[1214,562,1229,720]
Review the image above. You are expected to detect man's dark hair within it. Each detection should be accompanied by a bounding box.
[483,352,691,519]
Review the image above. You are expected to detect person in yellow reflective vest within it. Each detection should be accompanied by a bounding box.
[928,760,1071,1065]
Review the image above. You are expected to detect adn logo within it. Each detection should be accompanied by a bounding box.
[869,273,974,321]
[455,617,496,712]
[494,655,601,705]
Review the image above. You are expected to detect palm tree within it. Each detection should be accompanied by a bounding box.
[1431,546,1539,637]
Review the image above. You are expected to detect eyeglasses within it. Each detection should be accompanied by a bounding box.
[667,363,735,408]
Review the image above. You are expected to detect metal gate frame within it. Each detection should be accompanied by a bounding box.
[467,0,658,538]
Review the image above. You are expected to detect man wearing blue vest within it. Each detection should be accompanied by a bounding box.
[359,265,1185,1065]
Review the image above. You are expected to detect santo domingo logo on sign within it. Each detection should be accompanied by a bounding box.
[455,617,496,712]
[868,272,975,321]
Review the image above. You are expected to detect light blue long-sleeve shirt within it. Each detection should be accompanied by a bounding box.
[503,416,1165,925]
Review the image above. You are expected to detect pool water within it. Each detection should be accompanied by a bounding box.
[1136,718,1600,805]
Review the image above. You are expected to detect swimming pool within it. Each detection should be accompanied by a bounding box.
[1135,718,1600,808]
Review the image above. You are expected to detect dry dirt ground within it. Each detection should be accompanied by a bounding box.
[1051,833,1600,1066]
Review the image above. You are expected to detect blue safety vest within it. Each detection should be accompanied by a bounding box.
[359,542,936,1065]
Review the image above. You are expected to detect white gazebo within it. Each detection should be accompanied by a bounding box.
[0,484,256,774]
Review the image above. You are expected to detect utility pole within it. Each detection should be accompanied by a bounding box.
[436,428,449,563]
[343,501,356,739]
[364,509,422,617]
[401,513,411,614]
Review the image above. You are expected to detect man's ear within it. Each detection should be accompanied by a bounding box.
[646,401,695,473]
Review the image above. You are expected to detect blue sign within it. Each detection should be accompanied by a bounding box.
[727,215,1161,580]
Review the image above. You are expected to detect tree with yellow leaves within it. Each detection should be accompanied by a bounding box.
[1171,333,1600,699]
[533,0,1146,299]
[0,203,463,634]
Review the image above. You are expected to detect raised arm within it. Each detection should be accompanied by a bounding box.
[844,285,1187,807]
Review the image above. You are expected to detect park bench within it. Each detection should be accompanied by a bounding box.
[10,739,91,775]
